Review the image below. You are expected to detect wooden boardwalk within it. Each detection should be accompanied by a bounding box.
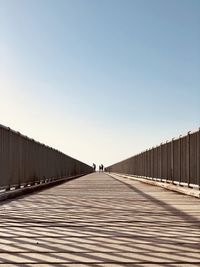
[0,172,199,266]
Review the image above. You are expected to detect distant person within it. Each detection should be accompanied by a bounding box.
[99,164,104,172]
[99,165,103,172]
[101,164,104,172]
[92,163,96,172]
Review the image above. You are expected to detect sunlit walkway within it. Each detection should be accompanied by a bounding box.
[0,172,200,266]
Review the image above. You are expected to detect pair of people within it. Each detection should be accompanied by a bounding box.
[92,163,104,172]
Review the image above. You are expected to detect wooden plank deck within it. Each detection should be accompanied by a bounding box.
[0,172,199,266]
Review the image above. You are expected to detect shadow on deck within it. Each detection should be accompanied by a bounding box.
[0,172,199,266]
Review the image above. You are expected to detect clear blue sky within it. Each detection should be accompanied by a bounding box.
[0,0,199,166]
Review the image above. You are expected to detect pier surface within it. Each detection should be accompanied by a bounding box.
[0,172,199,266]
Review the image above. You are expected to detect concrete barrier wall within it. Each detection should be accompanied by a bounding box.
[106,129,200,187]
[0,124,93,189]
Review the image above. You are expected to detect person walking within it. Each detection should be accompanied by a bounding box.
[101,164,104,172]
[92,163,96,172]
[99,164,104,172]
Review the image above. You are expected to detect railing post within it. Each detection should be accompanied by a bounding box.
[160,143,163,181]
[16,131,21,189]
[152,147,154,179]
[171,138,175,183]
[7,128,11,191]
[187,131,191,187]
[179,135,182,185]
[197,128,200,188]
[166,140,168,181]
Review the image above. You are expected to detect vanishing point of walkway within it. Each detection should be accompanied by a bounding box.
[0,173,200,266]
